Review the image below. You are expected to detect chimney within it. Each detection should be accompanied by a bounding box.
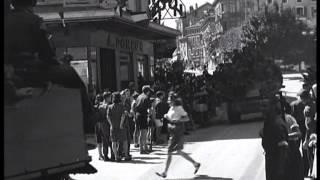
[190,5,194,12]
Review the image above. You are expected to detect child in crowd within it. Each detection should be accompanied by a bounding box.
[154,91,169,144]
[131,92,140,148]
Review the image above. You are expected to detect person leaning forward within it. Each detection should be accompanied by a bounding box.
[4,0,95,133]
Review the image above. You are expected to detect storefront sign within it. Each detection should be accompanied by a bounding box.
[37,0,63,5]
[64,0,99,7]
[106,33,143,52]
[91,31,153,55]
[99,0,118,9]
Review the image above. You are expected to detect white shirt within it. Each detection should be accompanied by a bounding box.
[164,105,187,122]
[312,84,317,99]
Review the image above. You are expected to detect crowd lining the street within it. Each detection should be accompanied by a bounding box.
[260,73,317,180]
[4,0,317,178]
[92,66,317,180]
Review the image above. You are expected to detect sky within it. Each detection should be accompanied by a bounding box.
[163,0,214,29]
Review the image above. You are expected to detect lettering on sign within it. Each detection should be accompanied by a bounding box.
[106,33,143,52]
[64,0,99,7]
[100,0,118,9]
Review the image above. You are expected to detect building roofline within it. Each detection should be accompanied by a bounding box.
[37,10,180,39]
[185,2,213,14]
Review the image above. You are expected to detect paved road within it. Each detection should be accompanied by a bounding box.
[70,74,304,180]
[71,121,265,180]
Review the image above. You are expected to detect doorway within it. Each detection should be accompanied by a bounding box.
[100,48,117,91]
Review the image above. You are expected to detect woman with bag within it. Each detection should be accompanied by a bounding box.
[155,92,201,178]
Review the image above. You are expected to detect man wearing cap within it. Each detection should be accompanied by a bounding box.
[291,89,316,177]
[135,85,153,154]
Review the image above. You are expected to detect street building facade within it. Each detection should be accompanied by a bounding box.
[265,0,317,27]
[34,0,180,94]
[176,0,263,71]
[175,0,316,71]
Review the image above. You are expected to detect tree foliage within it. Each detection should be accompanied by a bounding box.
[218,27,242,53]
[241,4,315,65]
[205,3,315,101]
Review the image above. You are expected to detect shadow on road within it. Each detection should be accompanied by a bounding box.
[152,152,192,156]
[186,121,263,143]
[165,174,233,180]
[120,159,162,164]
[133,156,165,160]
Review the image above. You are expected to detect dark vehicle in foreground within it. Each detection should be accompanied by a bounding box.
[5,84,96,180]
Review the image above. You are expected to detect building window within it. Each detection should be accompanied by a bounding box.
[297,0,302,2]
[296,7,304,16]
[311,7,316,17]
[282,0,287,3]
[136,0,142,12]
[67,47,89,86]
[149,56,154,79]
[137,55,146,79]
[230,4,236,13]
[267,0,272,4]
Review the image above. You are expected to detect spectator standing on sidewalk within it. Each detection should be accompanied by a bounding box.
[93,94,104,160]
[107,92,131,162]
[193,87,209,127]
[131,92,140,148]
[154,91,169,144]
[307,112,317,179]
[147,97,156,151]
[303,105,317,178]
[135,85,153,154]
[291,89,316,177]
[156,92,200,178]
[119,89,132,159]
[261,95,289,180]
[94,94,103,109]
[95,91,113,161]
[282,101,303,180]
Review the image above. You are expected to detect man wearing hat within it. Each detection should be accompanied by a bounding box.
[135,85,154,154]
[291,88,316,177]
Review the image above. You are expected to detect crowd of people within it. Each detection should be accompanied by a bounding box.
[93,84,180,161]
[5,0,317,179]
[93,63,317,179]
[152,64,219,128]
[92,84,202,177]
[261,78,317,180]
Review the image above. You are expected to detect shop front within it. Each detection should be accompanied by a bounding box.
[38,11,179,94]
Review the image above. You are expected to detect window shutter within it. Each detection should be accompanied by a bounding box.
[140,0,148,12]
[304,6,307,16]
[135,0,141,12]
[127,0,136,12]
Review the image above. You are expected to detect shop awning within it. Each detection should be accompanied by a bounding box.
[37,9,180,41]
[153,39,177,59]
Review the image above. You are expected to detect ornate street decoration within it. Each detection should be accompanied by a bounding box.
[148,0,186,23]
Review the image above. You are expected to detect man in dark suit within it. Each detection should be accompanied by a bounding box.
[261,95,289,180]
